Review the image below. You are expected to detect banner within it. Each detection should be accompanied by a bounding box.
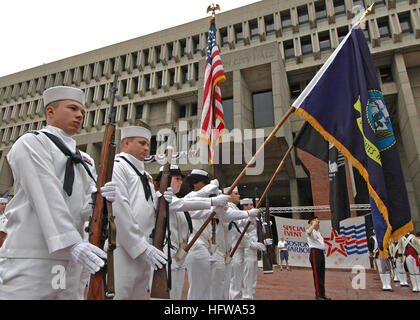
[275,216,370,269]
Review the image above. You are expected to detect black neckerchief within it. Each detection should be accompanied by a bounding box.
[117,155,152,202]
[41,131,96,196]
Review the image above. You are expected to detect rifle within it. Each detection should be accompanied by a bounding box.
[87,75,119,300]
[263,197,276,265]
[150,126,176,299]
[230,144,294,258]
[178,107,295,261]
[256,195,273,274]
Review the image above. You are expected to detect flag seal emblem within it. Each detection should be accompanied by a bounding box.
[367,90,395,151]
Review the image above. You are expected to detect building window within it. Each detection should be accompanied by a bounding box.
[374,0,385,6]
[337,26,348,43]
[249,19,259,39]
[220,27,228,47]
[181,66,188,84]
[145,74,150,91]
[222,97,234,130]
[297,5,309,26]
[143,50,149,66]
[281,10,292,30]
[169,69,175,86]
[300,36,312,56]
[179,105,187,118]
[135,104,143,119]
[157,72,162,89]
[191,103,198,116]
[264,14,275,35]
[180,39,187,57]
[379,67,393,83]
[333,0,346,17]
[283,40,294,60]
[353,0,365,8]
[290,83,302,99]
[167,42,173,61]
[234,23,243,43]
[156,46,161,64]
[318,31,331,51]
[315,1,327,21]
[252,91,274,128]
[377,17,391,39]
[398,12,412,34]
[193,35,200,53]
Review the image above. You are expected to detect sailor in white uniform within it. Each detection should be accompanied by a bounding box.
[401,233,420,292]
[154,165,229,300]
[184,171,259,300]
[0,86,114,299]
[101,124,177,300]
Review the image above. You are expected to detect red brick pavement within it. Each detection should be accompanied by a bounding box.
[179,265,420,300]
[253,265,420,300]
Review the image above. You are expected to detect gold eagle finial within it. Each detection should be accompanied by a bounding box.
[207,3,221,16]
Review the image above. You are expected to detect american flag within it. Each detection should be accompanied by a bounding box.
[200,16,226,165]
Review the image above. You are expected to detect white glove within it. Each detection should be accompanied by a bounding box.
[143,244,167,270]
[249,241,266,252]
[70,242,107,274]
[100,181,118,203]
[211,194,230,207]
[247,208,260,218]
[210,179,219,188]
[264,238,273,246]
[163,187,173,203]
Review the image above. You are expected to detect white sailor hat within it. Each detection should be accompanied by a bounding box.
[190,169,209,177]
[185,169,210,186]
[223,186,238,193]
[240,198,253,205]
[0,198,8,204]
[120,126,151,141]
[159,164,180,172]
[43,86,85,108]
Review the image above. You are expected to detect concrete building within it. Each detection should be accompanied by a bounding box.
[0,0,420,230]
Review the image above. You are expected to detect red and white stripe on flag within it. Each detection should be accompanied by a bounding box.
[200,16,226,165]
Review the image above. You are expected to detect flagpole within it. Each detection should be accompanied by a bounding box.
[230,143,294,258]
[180,106,295,258]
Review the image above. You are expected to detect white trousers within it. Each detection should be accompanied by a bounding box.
[0,258,83,300]
[114,247,152,300]
[243,248,258,299]
[186,245,212,300]
[230,247,245,300]
[210,255,231,300]
[406,255,419,275]
[169,259,187,300]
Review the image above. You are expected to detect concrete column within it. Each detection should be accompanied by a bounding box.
[392,53,420,230]
[86,143,102,173]
[289,178,300,219]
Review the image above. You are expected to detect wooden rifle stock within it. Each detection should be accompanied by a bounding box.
[230,144,294,258]
[184,106,295,253]
[150,144,173,299]
[87,75,119,300]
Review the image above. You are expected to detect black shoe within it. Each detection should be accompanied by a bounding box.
[315,296,332,300]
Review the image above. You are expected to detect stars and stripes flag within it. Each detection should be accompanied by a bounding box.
[292,23,413,258]
[200,16,226,165]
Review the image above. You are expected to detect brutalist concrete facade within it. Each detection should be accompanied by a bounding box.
[0,0,420,229]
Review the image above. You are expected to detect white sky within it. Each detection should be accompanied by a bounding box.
[0,0,260,78]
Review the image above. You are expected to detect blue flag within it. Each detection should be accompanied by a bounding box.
[1,191,7,199]
[293,24,413,258]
